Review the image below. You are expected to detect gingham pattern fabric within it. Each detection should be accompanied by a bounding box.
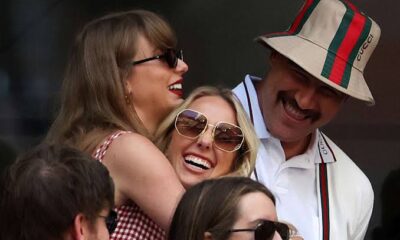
[112,203,166,240]
[93,130,166,240]
[93,131,132,162]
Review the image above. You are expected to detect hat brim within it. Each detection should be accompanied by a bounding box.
[256,34,375,105]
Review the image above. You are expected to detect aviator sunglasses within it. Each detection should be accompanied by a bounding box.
[98,209,118,235]
[174,109,244,152]
[228,220,290,240]
[131,48,183,68]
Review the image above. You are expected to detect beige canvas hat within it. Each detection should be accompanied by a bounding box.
[256,0,381,105]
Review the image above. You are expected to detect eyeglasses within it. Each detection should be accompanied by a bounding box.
[98,209,118,235]
[131,49,183,68]
[174,109,244,152]
[228,220,290,240]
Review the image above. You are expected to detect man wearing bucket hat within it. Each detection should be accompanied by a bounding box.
[233,0,380,239]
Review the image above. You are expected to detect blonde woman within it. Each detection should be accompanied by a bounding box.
[156,86,259,189]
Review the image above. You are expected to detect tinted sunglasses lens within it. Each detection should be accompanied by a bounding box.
[165,49,182,68]
[105,210,118,234]
[275,222,290,240]
[214,123,243,151]
[176,110,207,138]
[253,221,276,240]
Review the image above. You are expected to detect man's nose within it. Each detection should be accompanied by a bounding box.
[295,86,318,110]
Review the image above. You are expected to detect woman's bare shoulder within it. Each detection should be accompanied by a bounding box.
[103,131,166,167]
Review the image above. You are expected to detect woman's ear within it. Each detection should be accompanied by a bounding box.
[203,231,213,240]
[125,80,133,94]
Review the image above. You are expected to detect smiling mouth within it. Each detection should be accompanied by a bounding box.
[168,80,183,97]
[184,155,211,170]
[280,93,319,122]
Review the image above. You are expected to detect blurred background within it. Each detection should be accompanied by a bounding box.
[0,0,399,238]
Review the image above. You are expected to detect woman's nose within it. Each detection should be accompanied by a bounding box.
[196,127,213,150]
[175,59,188,73]
[272,231,283,240]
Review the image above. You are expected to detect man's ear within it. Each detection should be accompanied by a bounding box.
[269,49,281,63]
[203,231,213,240]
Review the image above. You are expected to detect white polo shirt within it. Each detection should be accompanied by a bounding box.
[233,75,373,240]
[234,75,320,239]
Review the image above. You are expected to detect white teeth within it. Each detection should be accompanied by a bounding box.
[169,83,182,90]
[284,101,307,120]
[184,155,211,169]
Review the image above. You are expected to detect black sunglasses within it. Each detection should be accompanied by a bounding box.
[228,220,290,240]
[131,49,183,68]
[174,109,244,152]
[98,209,118,235]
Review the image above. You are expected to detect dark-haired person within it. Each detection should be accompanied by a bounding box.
[233,0,381,239]
[0,144,116,240]
[169,177,302,240]
[45,9,188,239]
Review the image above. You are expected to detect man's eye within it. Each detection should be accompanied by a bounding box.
[291,70,309,84]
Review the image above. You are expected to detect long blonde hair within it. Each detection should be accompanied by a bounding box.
[155,86,259,177]
[45,10,177,152]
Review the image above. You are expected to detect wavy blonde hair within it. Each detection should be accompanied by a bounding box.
[45,10,177,152]
[155,86,259,177]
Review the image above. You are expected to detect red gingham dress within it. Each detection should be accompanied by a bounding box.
[93,131,166,240]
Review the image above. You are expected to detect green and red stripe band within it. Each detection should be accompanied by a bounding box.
[288,0,320,34]
[266,0,319,38]
[342,16,371,87]
[321,1,371,88]
[341,0,359,12]
[318,132,336,240]
[319,162,330,240]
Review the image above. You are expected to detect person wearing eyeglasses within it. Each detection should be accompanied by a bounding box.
[155,86,260,189]
[232,0,380,239]
[0,144,116,240]
[45,9,188,240]
[169,176,303,240]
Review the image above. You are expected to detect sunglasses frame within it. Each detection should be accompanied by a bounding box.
[98,209,118,235]
[130,49,183,68]
[174,109,244,153]
[228,220,290,240]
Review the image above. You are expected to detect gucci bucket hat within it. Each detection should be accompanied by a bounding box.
[256,0,381,105]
